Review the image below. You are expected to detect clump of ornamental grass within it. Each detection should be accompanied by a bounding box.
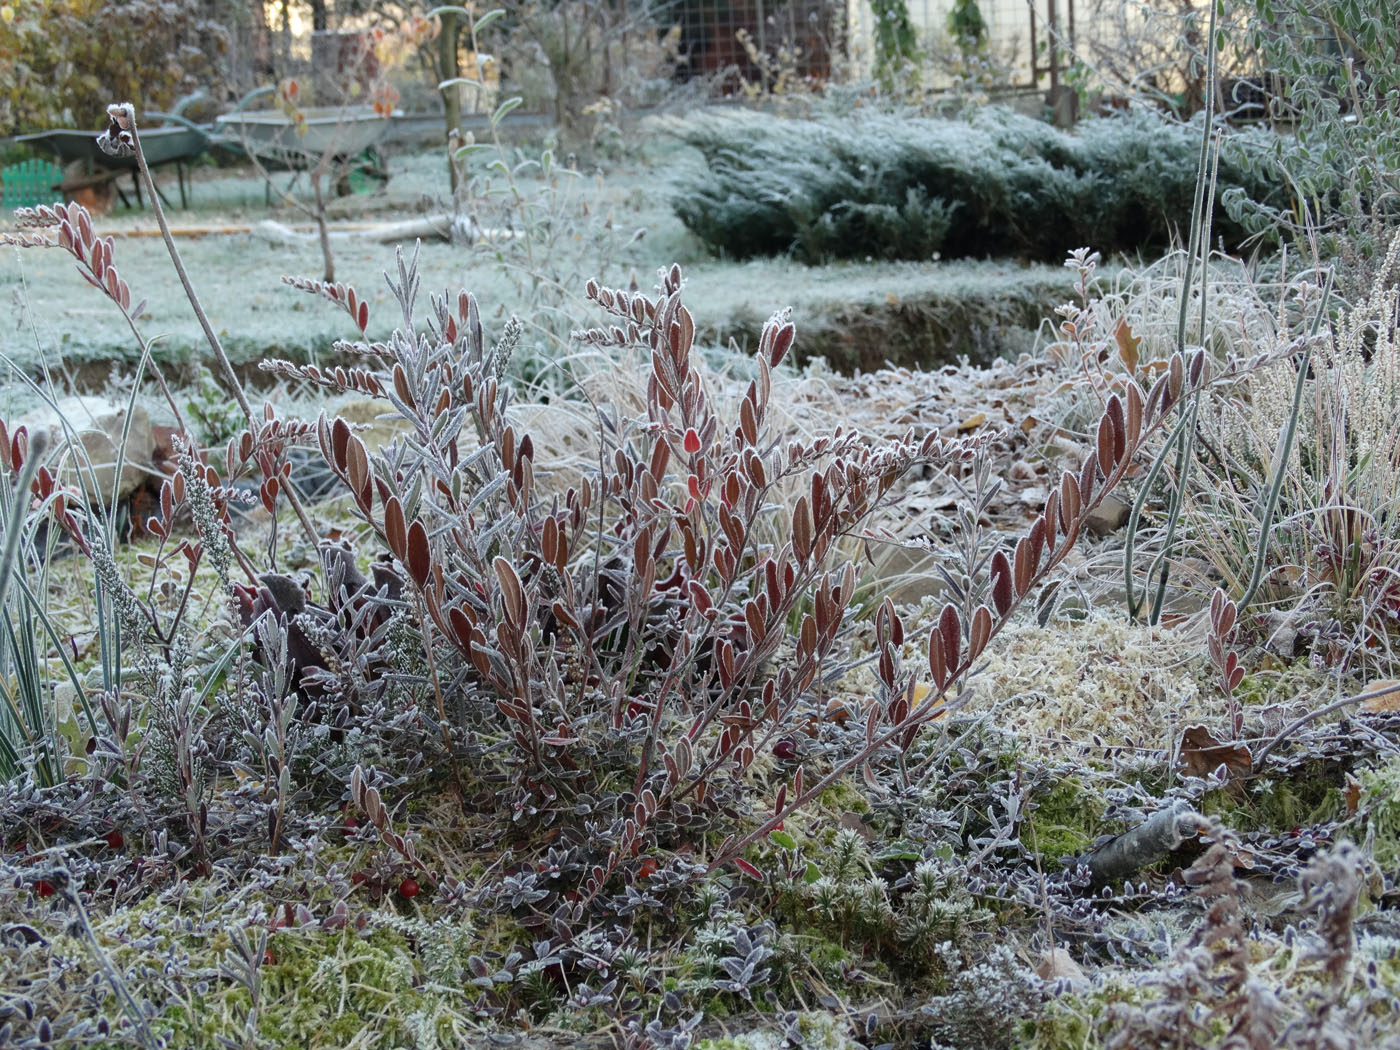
[1185,234,1400,676]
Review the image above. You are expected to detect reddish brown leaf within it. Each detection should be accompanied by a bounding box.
[733,858,764,881]
[1060,472,1081,527]
[1124,382,1144,445]
[384,496,407,561]
[632,526,653,575]
[739,397,758,447]
[541,515,559,570]
[346,436,372,510]
[990,550,1014,615]
[1168,353,1184,400]
[968,605,992,663]
[791,496,812,563]
[1078,451,1098,502]
[799,613,817,659]
[765,558,782,612]
[1114,317,1140,373]
[392,363,413,407]
[744,600,766,646]
[1189,349,1207,387]
[331,417,351,471]
[719,506,744,552]
[938,604,961,678]
[494,557,525,630]
[1042,491,1060,552]
[406,519,431,589]
[1096,414,1117,474]
[448,606,475,654]
[1106,394,1126,467]
[1013,536,1034,597]
[769,321,795,366]
[687,579,713,617]
[716,637,735,689]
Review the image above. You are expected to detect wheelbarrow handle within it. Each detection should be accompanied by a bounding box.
[143,110,210,136]
[229,85,278,114]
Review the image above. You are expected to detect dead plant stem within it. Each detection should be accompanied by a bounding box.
[118,103,323,551]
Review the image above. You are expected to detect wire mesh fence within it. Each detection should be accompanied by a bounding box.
[674,0,842,90]
[847,0,1071,88]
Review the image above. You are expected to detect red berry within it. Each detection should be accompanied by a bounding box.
[398,878,420,899]
[103,830,124,850]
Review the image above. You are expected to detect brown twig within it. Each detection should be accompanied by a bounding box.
[1251,682,1400,770]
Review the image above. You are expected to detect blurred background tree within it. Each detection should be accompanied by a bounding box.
[0,0,236,134]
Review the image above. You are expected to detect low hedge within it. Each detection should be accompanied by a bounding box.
[670,107,1297,263]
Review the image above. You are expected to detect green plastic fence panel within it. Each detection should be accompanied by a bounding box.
[1,158,64,209]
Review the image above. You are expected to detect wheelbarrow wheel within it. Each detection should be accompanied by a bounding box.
[335,147,391,197]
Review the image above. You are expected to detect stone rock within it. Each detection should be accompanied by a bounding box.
[864,542,944,603]
[19,396,156,506]
[1084,494,1130,536]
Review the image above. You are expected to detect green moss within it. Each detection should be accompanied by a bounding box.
[1020,979,1147,1050]
[819,778,871,815]
[696,1010,860,1049]
[1021,777,1107,869]
[161,923,481,1049]
[1354,754,1400,872]
[1202,772,1343,834]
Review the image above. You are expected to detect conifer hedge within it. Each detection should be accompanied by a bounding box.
[670,108,1295,263]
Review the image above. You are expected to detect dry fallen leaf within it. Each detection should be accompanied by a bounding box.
[910,681,946,718]
[1036,948,1087,986]
[1178,724,1253,782]
[957,412,987,431]
[1361,679,1400,713]
[1114,316,1141,374]
[1344,772,1362,817]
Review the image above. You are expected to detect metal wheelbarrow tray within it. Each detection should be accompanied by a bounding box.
[15,123,211,208]
[212,106,397,169]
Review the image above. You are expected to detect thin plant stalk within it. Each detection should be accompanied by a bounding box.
[110,102,321,550]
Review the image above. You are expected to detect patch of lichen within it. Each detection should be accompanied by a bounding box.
[1020,776,1108,869]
